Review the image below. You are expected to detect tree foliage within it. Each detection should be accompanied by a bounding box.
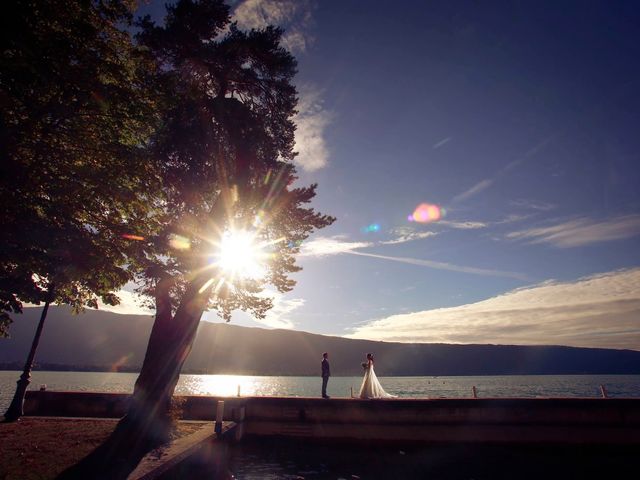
[134,0,334,320]
[0,0,160,336]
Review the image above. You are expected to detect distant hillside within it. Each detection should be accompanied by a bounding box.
[2,306,640,375]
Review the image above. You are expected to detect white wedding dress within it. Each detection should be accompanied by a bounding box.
[358,361,396,399]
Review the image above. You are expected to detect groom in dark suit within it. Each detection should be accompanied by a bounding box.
[321,352,331,399]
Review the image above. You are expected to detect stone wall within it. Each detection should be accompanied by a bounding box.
[24,391,640,445]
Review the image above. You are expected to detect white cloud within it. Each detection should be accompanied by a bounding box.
[97,286,303,329]
[507,214,640,247]
[495,213,532,225]
[346,268,640,350]
[384,220,488,240]
[257,292,305,329]
[438,220,488,230]
[452,178,493,203]
[233,0,315,54]
[452,136,554,203]
[232,3,329,172]
[234,0,296,28]
[301,233,525,279]
[381,230,438,245]
[96,289,153,316]
[293,85,332,171]
[433,137,452,149]
[510,199,556,212]
[300,236,372,256]
[91,282,302,329]
[280,29,308,54]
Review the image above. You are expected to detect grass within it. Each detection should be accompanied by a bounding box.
[0,417,206,480]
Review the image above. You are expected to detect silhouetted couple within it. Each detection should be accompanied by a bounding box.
[321,352,396,399]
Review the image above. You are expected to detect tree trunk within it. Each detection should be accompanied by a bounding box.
[58,273,211,479]
[58,276,215,478]
[120,274,212,446]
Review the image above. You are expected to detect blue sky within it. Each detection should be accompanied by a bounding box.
[113,0,640,350]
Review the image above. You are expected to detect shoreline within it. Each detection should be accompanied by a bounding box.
[2,368,640,377]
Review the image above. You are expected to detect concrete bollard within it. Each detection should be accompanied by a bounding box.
[237,385,241,397]
[215,400,225,434]
[600,385,608,398]
[472,386,478,399]
[351,386,354,398]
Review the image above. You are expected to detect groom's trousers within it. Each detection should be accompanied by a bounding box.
[322,375,329,397]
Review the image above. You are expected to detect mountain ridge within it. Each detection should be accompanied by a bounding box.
[1,306,639,376]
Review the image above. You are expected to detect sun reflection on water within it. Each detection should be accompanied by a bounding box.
[175,374,287,397]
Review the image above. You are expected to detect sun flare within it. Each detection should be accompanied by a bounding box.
[214,230,267,280]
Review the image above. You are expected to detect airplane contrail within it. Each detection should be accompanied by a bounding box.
[348,250,529,281]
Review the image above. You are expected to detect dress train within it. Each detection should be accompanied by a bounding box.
[358,363,396,399]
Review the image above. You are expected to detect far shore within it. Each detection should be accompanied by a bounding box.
[2,367,640,377]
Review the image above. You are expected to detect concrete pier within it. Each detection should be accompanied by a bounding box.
[24,391,640,445]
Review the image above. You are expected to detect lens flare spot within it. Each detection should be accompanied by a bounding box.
[109,354,133,372]
[362,223,381,233]
[198,277,216,294]
[409,203,443,223]
[122,234,145,241]
[169,234,190,250]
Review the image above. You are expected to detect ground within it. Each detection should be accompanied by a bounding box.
[0,417,206,480]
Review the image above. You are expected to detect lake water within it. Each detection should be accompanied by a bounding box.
[2,371,638,479]
[1,370,639,412]
[224,439,637,480]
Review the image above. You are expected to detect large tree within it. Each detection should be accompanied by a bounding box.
[122,0,334,442]
[0,0,160,419]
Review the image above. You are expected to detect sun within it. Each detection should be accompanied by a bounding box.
[214,230,267,280]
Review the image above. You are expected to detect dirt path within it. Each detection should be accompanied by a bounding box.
[0,417,206,480]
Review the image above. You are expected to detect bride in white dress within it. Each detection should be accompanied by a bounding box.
[358,353,396,399]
